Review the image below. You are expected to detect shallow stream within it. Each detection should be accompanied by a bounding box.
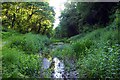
[41,42,78,79]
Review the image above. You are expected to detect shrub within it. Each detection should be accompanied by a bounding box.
[61,45,74,58]
[8,33,50,54]
[69,21,119,78]
[2,47,21,64]
[2,47,24,78]
[51,44,74,60]
[51,47,64,59]
[22,33,50,54]
[2,30,19,40]
[77,45,119,78]
[2,46,41,78]
[18,54,41,77]
[71,39,94,58]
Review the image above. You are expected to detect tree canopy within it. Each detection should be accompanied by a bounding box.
[55,2,119,38]
[2,2,55,35]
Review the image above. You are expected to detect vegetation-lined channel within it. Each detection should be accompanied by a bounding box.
[1,2,120,79]
[40,42,79,78]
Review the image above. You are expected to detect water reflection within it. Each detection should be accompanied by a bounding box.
[42,57,64,78]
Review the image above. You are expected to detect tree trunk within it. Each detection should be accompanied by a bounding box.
[37,23,41,34]
[37,18,43,33]
[27,11,34,21]
[42,25,47,35]
[11,13,16,29]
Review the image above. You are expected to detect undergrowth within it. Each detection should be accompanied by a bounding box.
[51,19,119,78]
[2,30,49,78]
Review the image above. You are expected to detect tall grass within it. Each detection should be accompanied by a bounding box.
[71,39,94,59]
[51,44,74,59]
[2,31,48,78]
[77,45,119,78]
[6,32,50,54]
[2,46,41,78]
[72,20,119,78]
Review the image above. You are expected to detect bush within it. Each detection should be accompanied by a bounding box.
[71,39,94,58]
[66,20,119,78]
[51,44,74,59]
[18,54,41,78]
[2,30,19,40]
[2,47,21,64]
[2,46,41,78]
[101,30,118,45]
[2,47,24,78]
[8,33,50,54]
[77,45,119,78]
[61,45,74,58]
[22,33,50,54]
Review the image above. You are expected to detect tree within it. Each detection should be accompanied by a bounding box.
[2,2,55,35]
[56,2,118,38]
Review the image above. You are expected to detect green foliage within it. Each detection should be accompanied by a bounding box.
[22,33,50,53]
[51,44,74,59]
[2,2,55,34]
[7,32,50,54]
[2,2,120,79]
[2,29,19,40]
[71,39,93,59]
[56,2,118,38]
[51,19,119,78]
[2,47,25,78]
[72,21,119,78]
[77,45,119,78]
[18,53,40,77]
[2,46,41,78]
[2,47,20,64]
[61,45,74,58]
[50,38,68,43]
[2,30,47,78]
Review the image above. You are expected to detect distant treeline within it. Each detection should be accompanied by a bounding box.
[55,2,120,38]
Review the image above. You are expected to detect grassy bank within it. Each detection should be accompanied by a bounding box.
[51,20,119,78]
[2,19,119,78]
[2,30,51,78]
